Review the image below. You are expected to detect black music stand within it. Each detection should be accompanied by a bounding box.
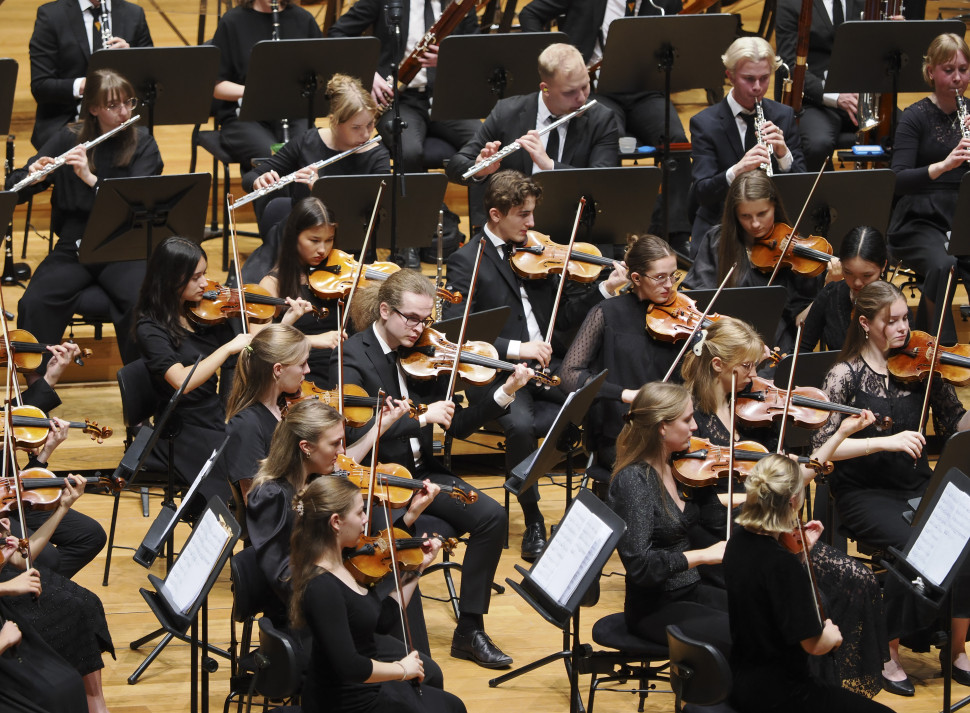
[239,38,381,127]
[87,47,220,135]
[596,14,738,241]
[0,60,29,288]
[430,32,568,120]
[771,170,897,249]
[491,487,626,713]
[825,20,966,146]
[0,59,15,135]
[433,306,511,344]
[947,173,970,258]
[79,174,210,265]
[312,173,447,254]
[908,431,970,526]
[687,285,788,347]
[0,190,25,289]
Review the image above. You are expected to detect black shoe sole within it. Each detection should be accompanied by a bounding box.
[450,646,513,669]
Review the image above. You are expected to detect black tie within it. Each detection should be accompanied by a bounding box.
[501,242,514,261]
[831,0,844,26]
[385,351,404,400]
[740,111,757,153]
[90,6,103,52]
[424,0,437,89]
[625,0,637,15]
[545,116,561,164]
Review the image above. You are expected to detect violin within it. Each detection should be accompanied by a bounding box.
[671,436,832,487]
[0,329,92,372]
[0,469,124,513]
[749,223,833,278]
[735,375,892,431]
[646,292,722,343]
[334,454,477,507]
[308,249,462,304]
[400,327,561,387]
[0,405,112,447]
[189,280,328,326]
[888,330,970,387]
[344,528,458,585]
[283,380,427,428]
[509,230,617,283]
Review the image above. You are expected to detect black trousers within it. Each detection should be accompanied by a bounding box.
[377,89,479,174]
[798,105,855,172]
[221,117,311,172]
[6,507,106,579]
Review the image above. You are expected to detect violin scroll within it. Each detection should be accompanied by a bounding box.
[82,420,112,444]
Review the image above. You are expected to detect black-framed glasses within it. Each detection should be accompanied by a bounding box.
[393,307,434,328]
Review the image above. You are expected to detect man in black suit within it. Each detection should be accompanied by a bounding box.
[776,0,867,171]
[332,269,532,669]
[517,0,692,254]
[446,43,619,231]
[29,0,153,149]
[443,171,628,561]
[689,37,806,256]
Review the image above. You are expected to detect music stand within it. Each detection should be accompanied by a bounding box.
[312,173,447,253]
[490,487,626,713]
[87,47,220,135]
[79,174,210,265]
[0,59,16,135]
[239,38,381,127]
[430,32,568,120]
[771,170,897,249]
[825,20,965,145]
[946,174,970,258]
[0,190,25,289]
[433,306,511,344]
[596,15,738,240]
[687,286,788,346]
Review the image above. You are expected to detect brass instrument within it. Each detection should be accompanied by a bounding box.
[754,99,774,177]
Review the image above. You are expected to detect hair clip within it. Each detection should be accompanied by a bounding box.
[622,411,633,423]
[691,328,709,357]
[294,499,305,517]
[244,344,254,354]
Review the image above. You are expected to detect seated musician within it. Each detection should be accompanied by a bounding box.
[331,269,533,668]
[444,170,627,560]
[689,37,805,257]
[445,43,619,231]
[6,69,162,370]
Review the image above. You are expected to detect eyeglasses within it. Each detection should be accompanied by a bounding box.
[393,307,434,328]
[736,362,756,372]
[104,98,138,113]
[643,271,682,285]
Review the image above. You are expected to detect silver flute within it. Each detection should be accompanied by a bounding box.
[230,135,383,210]
[755,99,773,177]
[461,99,598,180]
[10,114,140,192]
[99,0,112,48]
[957,89,970,164]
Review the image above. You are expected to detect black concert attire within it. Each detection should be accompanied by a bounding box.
[210,5,322,170]
[28,0,153,149]
[775,0,866,172]
[888,97,970,345]
[799,280,854,352]
[327,0,481,174]
[7,126,163,367]
[301,572,465,713]
[724,527,894,713]
[688,93,805,257]
[445,92,620,230]
[223,402,278,488]
[814,357,970,640]
[607,461,731,654]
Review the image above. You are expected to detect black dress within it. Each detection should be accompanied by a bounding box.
[288,284,340,387]
[223,402,279,486]
[724,528,893,713]
[799,280,854,352]
[301,571,465,713]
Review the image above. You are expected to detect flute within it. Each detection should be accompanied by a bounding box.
[10,114,140,193]
[461,99,598,180]
[230,135,383,210]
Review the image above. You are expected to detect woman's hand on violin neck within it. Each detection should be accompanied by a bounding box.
[824,256,844,285]
[44,342,82,387]
[883,430,926,459]
[381,397,411,431]
[503,363,535,396]
[837,410,876,438]
[399,650,425,682]
[801,520,823,553]
[281,297,315,325]
[0,567,42,598]
[417,532,443,572]
[519,341,552,368]
[423,401,455,429]
[58,474,87,510]
[603,260,630,295]
[404,482,441,526]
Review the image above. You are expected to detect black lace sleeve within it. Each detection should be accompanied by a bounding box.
[811,360,856,451]
[931,379,966,439]
[560,303,623,401]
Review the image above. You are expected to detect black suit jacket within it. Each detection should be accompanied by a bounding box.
[29,0,153,149]
[331,326,507,470]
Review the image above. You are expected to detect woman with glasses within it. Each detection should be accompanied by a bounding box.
[6,69,162,374]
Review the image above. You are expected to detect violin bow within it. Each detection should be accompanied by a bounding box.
[795,516,827,628]
[767,159,827,287]
[341,181,386,337]
[336,300,345,417]
[776,323,805,450]
[0,317,31,570]
[0,289,24,406]
[363,389,386,535]
[917,266,954,436]
[445,237,487,403]
[662,263,736,383]
[726,370,737,540]
[543,197,586,344]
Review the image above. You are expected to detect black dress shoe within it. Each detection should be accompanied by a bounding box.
[451,629,513,669]
[941,649,970,687]
[520,522,546,562]
[881,673,915,696]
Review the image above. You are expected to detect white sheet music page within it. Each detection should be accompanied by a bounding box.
[907,482,970,587]
[160,509,231,613]
[530,499,612,606]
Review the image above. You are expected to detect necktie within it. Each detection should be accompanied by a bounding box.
[831,0,844,26]
[545,115,561,163]
[740,111,757,153]
[424,0,437,89]
[385,351,404,400]
[501,242,514,261]
[90,6,103,52]
[625,0,637,15]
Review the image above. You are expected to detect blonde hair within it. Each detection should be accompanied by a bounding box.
[722,37,782,73]
[612,382,691,477]
[681,317,764,414]
[735,454,803,533]
[225,324,310,421]
[350,268,435,332]
[326,73,379,124]
[538,43,585,83]
[923,33,970,88]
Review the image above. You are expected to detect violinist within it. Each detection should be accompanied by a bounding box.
[724,455,894,713]
[443,170,627,561]
[289,476,466,713]
[6,68,162,370]
[332,269,533,668]
[814,280,970,689]
[688,37,805,257]
[798,226,888,352]
[888,33,970,345]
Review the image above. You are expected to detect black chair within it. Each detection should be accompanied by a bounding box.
[666,624,737,713]
[68,285,112,340]
[224,547,272,713]
[189,118,233,270]
[253,617,306,707]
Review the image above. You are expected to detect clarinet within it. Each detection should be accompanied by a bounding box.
[100,0,112,48]
[271,0,290,144]
[755,99,774,177]
[957,89,970,165]
[434,208,445,322]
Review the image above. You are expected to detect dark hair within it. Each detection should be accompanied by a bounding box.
[719,171,789,286]
[624,234,674,277]
[77,69,138,170]
[133,237,207,346]
[484,170,543,216]
[839,225,888,269]
[272,197,336,303]
[838,280,904,362]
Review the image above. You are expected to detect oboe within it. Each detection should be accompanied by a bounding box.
[461,100,598,180]
[755,99,774,177]
[434,208,445,322]
[99,0,112,48]
[230,135,383,210]
[10,114,140,193]
[957,89,970,164]
[270,0,290,144]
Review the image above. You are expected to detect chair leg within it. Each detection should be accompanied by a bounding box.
[504,487,510,549]
[102,490,122,586]
[21,195,33,259]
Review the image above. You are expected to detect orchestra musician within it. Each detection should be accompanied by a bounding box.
[443,171,628,561]
[445,43,619,231]
[689,37,805,258]
[7,69,162,371]
[724,455,895,712]
[331,269,533,668]
[887,33,970,346]
[28,0,153,149]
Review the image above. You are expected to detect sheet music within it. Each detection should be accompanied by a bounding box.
[160,509,231,613]
[170,447,220,523]
[908,482,970,587]
[530,499,612,606]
